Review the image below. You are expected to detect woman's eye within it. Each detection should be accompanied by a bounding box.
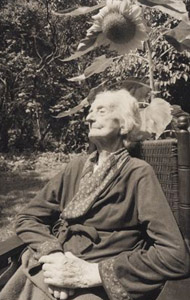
[99,109,106,114]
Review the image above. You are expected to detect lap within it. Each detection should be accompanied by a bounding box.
[0,265,54,300]
[0,262,108,300]
[71,287,109,300]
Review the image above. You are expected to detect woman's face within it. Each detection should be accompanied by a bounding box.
[86,96,121,142]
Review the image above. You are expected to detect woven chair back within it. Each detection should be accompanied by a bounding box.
[130,139,179,224]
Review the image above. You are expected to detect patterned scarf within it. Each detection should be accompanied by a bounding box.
[62,148,130,220]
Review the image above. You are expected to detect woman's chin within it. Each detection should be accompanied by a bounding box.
[89,131,101,139]
[89,133,106,140]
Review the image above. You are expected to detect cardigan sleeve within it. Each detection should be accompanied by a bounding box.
[99,164,190,300]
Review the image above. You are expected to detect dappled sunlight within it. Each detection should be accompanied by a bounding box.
[0,169,61,241]
[0,171,45,195]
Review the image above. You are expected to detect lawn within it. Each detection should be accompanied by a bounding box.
[0,159,67,242]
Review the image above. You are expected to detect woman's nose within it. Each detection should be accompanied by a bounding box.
[86,111,95,122]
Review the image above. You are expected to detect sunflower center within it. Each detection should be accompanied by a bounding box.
[102,12,136,44]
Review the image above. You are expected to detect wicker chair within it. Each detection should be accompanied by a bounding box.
[0,116,190,299]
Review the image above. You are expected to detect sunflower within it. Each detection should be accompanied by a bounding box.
[78,0,148,55]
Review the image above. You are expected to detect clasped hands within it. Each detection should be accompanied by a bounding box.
[39,251,102,300]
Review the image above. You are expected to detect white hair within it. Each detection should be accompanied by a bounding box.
[95,89,142,147]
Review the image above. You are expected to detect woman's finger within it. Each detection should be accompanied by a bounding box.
[42,263,50,271]
[53,290,61,299]
[48,287,69,300]
[60,290,69,300]
[48,287,54,294]
[39,255,51,263]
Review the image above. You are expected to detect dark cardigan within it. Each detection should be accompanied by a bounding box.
[15,154,190,300]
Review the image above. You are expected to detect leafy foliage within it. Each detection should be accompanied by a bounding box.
[107,10,190,112]
[0,0,97,152]
[0,0,190,153]
[68,55,114,81]
[165,21,190,52]
[52,1,105,17]
[54,0,190,129]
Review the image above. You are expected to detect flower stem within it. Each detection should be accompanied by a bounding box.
[146,39,155,102]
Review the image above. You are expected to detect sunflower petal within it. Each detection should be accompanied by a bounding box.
[130,5,142,19]
[87,23,102,33]
[119,0,130,14]
[108,0,121,12]
[63,31,102,61]
[93,6,109,19]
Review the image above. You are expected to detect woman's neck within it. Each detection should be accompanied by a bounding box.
[94,137,123,153]
[96,143,124,167]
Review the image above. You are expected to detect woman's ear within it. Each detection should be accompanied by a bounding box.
[120,117,134,136]
[120,126,128,135]
[120,121,130,135]
[120,118,127,136]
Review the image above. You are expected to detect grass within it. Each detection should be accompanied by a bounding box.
[0,165,65,242]
[0,151,84,242]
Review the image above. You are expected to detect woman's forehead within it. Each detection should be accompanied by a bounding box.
[91,96,116,108]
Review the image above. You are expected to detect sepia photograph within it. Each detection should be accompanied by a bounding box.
[0,0,190,299]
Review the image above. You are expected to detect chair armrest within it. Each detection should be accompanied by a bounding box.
[0,235,26,263]
[157,277,190,300]
[0,236,26,289]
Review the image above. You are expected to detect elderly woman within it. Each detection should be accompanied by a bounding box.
[0,89,189,300]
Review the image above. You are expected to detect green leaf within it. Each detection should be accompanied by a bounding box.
[63,19,109,61]
[55,98,89,118]
[137,0,186,13]
[120,78,151,102]
[87,80,108,104]
[68,74,86,82]
[85,55,114,77]
[62,31,100,62]
[165,21,190,52]
[52,1,106,17]
[137,0,189,21]
[140,98,172,139]
[77,31,100,52]
[68,55,114,81]
[183,73,189,81]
